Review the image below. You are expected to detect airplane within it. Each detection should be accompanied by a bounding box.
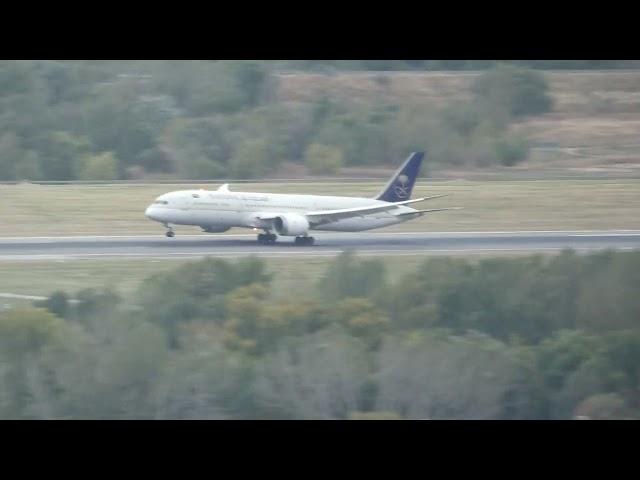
[144,152,460,245]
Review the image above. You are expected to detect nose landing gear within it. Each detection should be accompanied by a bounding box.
[164,224,175,238]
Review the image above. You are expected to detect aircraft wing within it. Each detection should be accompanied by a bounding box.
[255,196,454,227]
[304,197,429,226]
[395,207,463,217]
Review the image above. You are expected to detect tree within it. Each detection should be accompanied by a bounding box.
[24,316,169,419]
[576,251,640,333]
[163,117,231,178]
[222,283,329,355]
[229,137,275,179]
[235,105,313,162]
[137,257,271,346]
[472,64,553,118]
[304,143,344,175]
[151,337,251,419]
[493,134,530,166]
[34,290,70,318]
[537,330,599,391]
[230,61,269,107]
[0,131,42,180]
[533,329,640,419]
[0,60,38,96]
[73,288,122,320]
[441,101,482,137]
[435,255,580,342]
[318,251,387,302]
[311,103,393,166]
[77,151,120,180]
[573,393,628,420]
[14,150,42,180]
[374,332,515,419]
[383,256,469,331]
[0,132,23,180]
[531,330,601,418]
[81,82,166,170]
[37,131,91,181]
[0,308,65,355]
[322,297,389,349]
[349,411,402,420]
[253,328,369,419]
[0,308,69,419]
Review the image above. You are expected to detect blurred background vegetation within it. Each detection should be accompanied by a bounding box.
[3,60,640,182]
[1,250,639,419]
[2,60,639,419]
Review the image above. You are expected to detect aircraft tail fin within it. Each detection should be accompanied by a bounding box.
[375,152,424,203]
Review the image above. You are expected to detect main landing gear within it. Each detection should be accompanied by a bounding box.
[257,233,315,246]
[294,236,315,246]
[257,233,277,245]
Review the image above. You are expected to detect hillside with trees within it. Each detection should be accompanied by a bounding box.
[2,60,639,182]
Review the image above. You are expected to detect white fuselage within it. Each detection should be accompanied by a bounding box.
[144,189,418,233]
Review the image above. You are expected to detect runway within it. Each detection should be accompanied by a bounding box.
[0,230,639,260]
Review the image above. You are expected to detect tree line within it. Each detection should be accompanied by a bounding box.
[0,61,557,181]
[269,60,640,72]
[1,249,639,419]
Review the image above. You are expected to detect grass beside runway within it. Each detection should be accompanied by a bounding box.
[0,253,518,309]
[0,257,394,309]
[1,179,640,236]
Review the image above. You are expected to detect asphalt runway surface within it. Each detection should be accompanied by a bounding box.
[0,230,639,260]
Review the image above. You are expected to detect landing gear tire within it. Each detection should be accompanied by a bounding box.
[165,230,175,238]
[294,236,315,246]
[258,233,277,245]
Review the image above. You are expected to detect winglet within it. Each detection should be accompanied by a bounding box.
[376,152,424,203]
[218,183,230,192]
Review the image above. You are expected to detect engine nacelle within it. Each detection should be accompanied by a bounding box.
[273,214,310,236]
[201,225,231,233]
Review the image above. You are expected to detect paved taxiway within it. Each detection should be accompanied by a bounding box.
[0,231,639,260]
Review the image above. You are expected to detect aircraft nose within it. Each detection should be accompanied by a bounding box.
[145,205,158,221]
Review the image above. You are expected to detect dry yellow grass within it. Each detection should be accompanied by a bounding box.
[275,71,640,172]
[0,256,349,297]
[1,179,639,236]
[510,115,640,147]
[276,71,640,114]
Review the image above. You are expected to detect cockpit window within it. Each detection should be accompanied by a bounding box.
[153,200,169,205]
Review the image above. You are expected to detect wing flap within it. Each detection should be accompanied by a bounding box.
[305,197,428,225]
[396,207,463,217]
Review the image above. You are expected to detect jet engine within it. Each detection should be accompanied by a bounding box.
[273,214,310,236]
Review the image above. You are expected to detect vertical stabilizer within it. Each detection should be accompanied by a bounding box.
[375,152,424,202]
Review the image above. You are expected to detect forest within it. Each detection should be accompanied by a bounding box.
[0,60,566,181]
[1,250,638,419]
